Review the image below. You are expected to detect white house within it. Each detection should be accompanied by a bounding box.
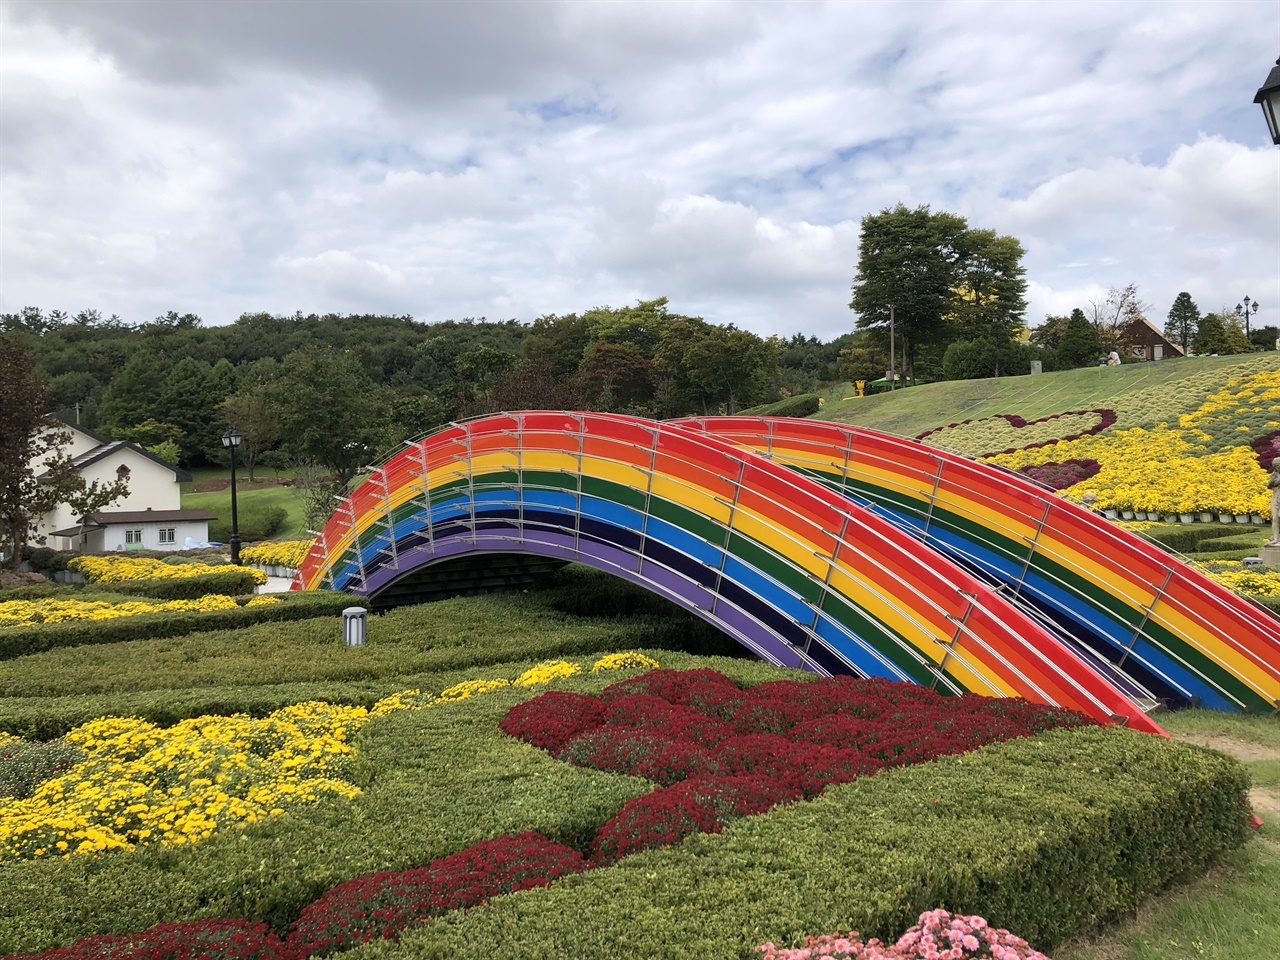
[36,417,215,553]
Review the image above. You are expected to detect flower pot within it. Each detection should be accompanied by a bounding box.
[1199,512,1213,523]
[1218,513,1233,524]
[1103,509,1119,520]
[1236,514,1251,525]
[1254,514,1267,525]
[1180,513,1194,523]
[1121,510,1134,520]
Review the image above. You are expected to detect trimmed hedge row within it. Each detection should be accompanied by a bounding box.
[738,394,822,419]
[356,726,1250,959]
[1143,523,1246,553]
[117,569,264,600]
[0,592,362,661]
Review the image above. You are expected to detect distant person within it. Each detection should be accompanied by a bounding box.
[1107,351,1120,366]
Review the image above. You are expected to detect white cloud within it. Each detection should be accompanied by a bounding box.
[1,0,1277,341]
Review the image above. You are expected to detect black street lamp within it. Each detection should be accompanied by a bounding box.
[221,426,242,565]
[1236,296,1259,338]
[1255,58,1280,145]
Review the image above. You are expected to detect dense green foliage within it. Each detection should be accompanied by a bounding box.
[0,591,361,662]
[111,568,264,600]
[348,726,1247,959]
[738,394,823,418]
[206,504,287,543]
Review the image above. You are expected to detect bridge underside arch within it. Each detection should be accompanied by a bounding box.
[296,411,1165,733]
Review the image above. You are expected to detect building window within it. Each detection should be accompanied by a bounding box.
[159,528,176,544]
[117,464,131,480]
[125,529,143,544]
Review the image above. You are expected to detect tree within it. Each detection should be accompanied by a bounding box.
[1224,315,1252,355]
[520,313,592,380]
[948,230,1028,345]
[1193,311,1229,355]
[1250,325,1279,352]
[578,342,654,411]
[263,345,385,489]
[653,318,778,415]
[1029,315,1070,349]
[1,335,129,569]
[1058,308,1104,368]
[98,348,170,435]
[850,204,971,385]
[1164,292,1200,355]
[1088,284,1150,351]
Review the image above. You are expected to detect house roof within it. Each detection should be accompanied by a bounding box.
[44,413,111,446]
[48,508,217,538]
[66,440,192,483]
[1118,315,1186,356]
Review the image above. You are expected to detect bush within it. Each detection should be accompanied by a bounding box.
[208,505,287,543]
[19,547,69,577]
[590,775,798,865]
[1143,523,1239,553]
[401,726,1251,957]
[287,832,587,957]
[498,691,607,753]
[121,569,262,600]
[18,919,292,960]
[738,394,823,419]
[0,592,362,661]
[557,727,723,786]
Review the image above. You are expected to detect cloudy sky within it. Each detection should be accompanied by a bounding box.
[2,0,1277,340]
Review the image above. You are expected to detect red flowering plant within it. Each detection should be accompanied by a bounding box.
[591,775,799,865]
[600,695,736,745]
[15,919,292,960]
[287,832,586,957]
[497,690,606,753]
[556,727,724,786]
[599,667,739,704]
[1015,459,1101,491]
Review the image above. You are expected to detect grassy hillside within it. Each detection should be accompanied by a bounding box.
[181,468,308,541]
[820,354,1277,440]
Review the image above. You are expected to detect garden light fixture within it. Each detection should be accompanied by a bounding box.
[221,426,243,565]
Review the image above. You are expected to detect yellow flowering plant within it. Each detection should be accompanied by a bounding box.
[240,540,313,570]
[69,556,268,586]
[0,594,253,628]
[0,651,660,863]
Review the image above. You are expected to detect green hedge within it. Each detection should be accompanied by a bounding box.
[0,664,1248,956]
[1143,523,1243,553]
[355,727,1250,959]
[738,394,822,418]
[0,592,363,661]
[120,569,263,600]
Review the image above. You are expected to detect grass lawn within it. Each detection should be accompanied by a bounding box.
[181,466,309,540]
[820,354,1275,439]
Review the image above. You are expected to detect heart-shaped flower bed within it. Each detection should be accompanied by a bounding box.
[1015,458,1101,491]
[917,409,1117,458]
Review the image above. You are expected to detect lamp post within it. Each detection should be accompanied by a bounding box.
[1255,58,1280,145]
[888,304,896,391]
[1236,296,1259,339]
[221,427,242,565]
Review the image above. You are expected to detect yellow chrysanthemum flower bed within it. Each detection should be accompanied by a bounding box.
[240,540,312,570]
[0,594,280,629]
[68,556,268,586]
[0,652,656,863]
[987,368,1280,517]
[592,652,661,673]
[1199,566,1280,599]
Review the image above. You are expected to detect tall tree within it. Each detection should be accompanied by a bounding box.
[1058,308,1104,368]
[98,348,170,435]
[949,230,1028,345]
[849,204,971,385]
[1193,311,1229,355]
[1029,315,1070,349]
[263,345,385,489]
[519,313,592,380]
[1164,292,1200,354]
[1,335,129,569]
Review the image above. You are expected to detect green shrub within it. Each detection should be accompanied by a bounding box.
[353,727,1249,959]
[123,569,262,600]
[1143,523,1239,553]
[0,592,362,661]
[738,394,822,418]
[19,547,70,577]
[209,505,287,543]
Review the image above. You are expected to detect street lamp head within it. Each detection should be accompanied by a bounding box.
[1255,58,1280,145]
[221,426,243,449]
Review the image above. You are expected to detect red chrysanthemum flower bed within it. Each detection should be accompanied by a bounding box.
[1016,458,1102,491]
[15,919,292,960]
[287,832,587,957]
[506,669,1097,866]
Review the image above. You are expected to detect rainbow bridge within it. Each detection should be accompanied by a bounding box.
[296,412,1280,730]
